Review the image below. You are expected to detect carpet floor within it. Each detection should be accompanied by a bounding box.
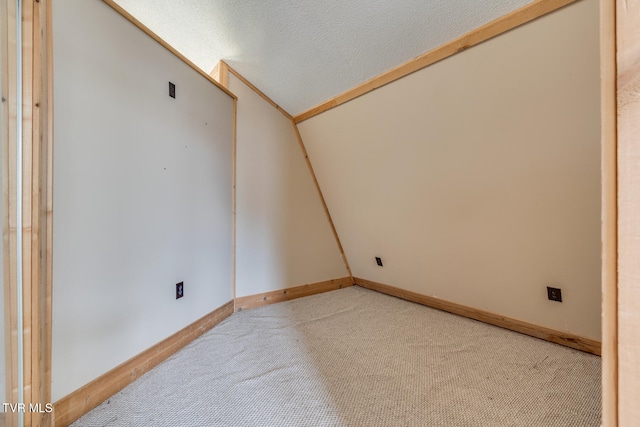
[71,286,601,426]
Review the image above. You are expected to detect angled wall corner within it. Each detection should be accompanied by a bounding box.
[228,70,349,298]
[298,0,601,340]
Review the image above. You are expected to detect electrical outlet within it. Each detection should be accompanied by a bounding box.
[169,82,176,98]
[375,257,383,267]
[176,282,184,299]
[547,286,562,302]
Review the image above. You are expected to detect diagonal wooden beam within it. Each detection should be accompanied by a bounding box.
[293,0,579,123]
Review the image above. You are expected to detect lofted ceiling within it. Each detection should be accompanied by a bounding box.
[112,0,533,116]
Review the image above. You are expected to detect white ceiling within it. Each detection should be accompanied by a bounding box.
[112,0,533,116]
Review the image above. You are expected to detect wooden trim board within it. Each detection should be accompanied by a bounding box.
[22,1,54,425]
[101,0,236,100]
[293,0,578,123]
[2,1,20,425]
[45,0,55,412]
[209,62,221,84]
[209,60,230,91]
[235,277,353,311]
[232,97,237,306]
[22,3,36,425]
[616,0,640,423]
[600,0,617,424]
[291,123,354,283]
[53,301,234,427]
[222,61,293,120]
[355,278,601,356]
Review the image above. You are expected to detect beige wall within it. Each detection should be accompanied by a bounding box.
[299,0,601,339]
[231,74,347,297]
[52,0,234,400]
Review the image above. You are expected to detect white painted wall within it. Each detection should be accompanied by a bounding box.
[231,74,347,297]
[52,0,234,401]
[299,0,601,340]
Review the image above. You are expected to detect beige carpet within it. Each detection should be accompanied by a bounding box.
[71,286,601,426]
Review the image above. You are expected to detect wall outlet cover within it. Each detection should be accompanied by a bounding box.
[176,281,184,299]
[547,286,562,302]
[375,257,383,267]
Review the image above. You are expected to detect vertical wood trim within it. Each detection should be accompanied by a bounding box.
[0,0,10,415]
[2,0,20,425]
[209,62,221,83]
[601,0,617,424]
[20,1,52,425]
[291,123,354,283]
[21,3,35,425]
[29,0,42,423]
[617,0,640,422]
[218,60,229,90]
[232,98,237,306]
[45,0,54,412]
[292,0,578,123]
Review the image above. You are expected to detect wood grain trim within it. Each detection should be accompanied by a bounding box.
[26,1,54,425]
[22,3,35,424]
[616,0,640,423]
[232,97,237,306]
[223,61,293,120]
[291,123,354,283]
[218,61,229,90]
[2,1,20,425]
[53,301,234,427]
[293,0,577,123]
[45,0,54,412]
[101,0,236,100]
[355,278,602,356]
[209,60,230,90]
[235,277,353,311]
[209,62,221,84]
[600,0,617,424]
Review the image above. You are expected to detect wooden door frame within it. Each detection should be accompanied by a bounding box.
[22,0,53,426]
[612,0,640,424]
[600,0,617,425]
[5,0,630,426]
[2,0,52,426]
[2,0,20,424]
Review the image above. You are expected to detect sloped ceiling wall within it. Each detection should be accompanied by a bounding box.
[298,0,601,340]
[111,0,533,115]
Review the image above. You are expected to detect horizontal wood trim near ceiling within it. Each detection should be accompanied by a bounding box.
[354,278,601,356]
[101,0,236,100]
[235,277,353,311]
[223,61,293,120]
[53,301,234,427]
[293,0,578,123]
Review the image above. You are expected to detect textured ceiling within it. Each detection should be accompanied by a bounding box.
[112,0,533,115]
